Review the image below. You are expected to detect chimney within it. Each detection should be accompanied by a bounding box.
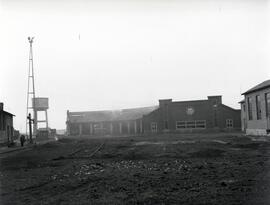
[0,103,3,111]
[159,99,172,107]
[207,96,222,105]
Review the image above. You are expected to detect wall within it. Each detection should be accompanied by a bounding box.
[0,113,14,144]
[219,105,241,130]
[67,119,144,136]
[244,87,270,135]
[240,103,247,132]
[143,98,241,133]
[143,100,214,133]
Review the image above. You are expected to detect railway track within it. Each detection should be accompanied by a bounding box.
[14,140,106,192]
[53,140,106,160]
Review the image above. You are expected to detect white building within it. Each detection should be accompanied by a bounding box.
[241,80,270,136]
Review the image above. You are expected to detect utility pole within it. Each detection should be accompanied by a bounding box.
[27,113,34,144]
[26,37,37,138]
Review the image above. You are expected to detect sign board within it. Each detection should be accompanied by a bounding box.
[32,98,49,110]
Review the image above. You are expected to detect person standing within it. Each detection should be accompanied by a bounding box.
[20,135,26,147]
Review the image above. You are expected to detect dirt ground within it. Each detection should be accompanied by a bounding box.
[0,133,270,205]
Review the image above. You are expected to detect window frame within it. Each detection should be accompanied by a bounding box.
[186,121,196,128]
[176,121,186,129]
[195,120,206,129]
[265,92,270,117]
[151,122,158,132]
[247,97,253,120]
[176,120,206,129]
[226,119,233,128]
[256,95,262,120]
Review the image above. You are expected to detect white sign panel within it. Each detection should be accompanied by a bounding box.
[32,98,49,110]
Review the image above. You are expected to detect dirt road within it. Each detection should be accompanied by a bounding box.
[0,134,270,204]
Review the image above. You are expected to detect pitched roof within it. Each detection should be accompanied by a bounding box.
[238,99,245,104]
[67,106,157,123]
[242,80,270,95]
[0,110,15,116]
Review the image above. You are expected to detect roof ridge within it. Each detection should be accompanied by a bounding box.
[69,105,158,114]
[242,79,270,95]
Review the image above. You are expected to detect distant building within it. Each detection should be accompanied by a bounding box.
[56,129,66,135]
[67,95,241,136]
[241,80,270,136]
[0,103,15,144]
[143,96,241,133]
[66,106,157,136]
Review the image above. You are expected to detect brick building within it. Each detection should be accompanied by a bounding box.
[0,103,15,144]
[66,106,157,136]
[143,96,241,133]
[67,95,241,136]
[240,80,270,135]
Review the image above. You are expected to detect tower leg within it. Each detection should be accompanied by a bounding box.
[45,110,48,130]
[34,110,38,136]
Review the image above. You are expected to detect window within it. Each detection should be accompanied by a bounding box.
[176,121,186,129]
[256,95,262,120]
[265,93,270,117]
[176,120,206,129]
[226,119,233,128]
[247,97,253,120]
[164,121,168,130]
[186,121,196,128]
[195,120,206,128]
[151,122,157,132]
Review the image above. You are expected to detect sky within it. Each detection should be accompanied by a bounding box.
[0,0,270,132]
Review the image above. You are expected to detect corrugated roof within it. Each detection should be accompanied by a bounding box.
[242,80,270,95]
[68,106,157,123]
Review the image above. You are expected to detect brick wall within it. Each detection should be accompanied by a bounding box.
[143,97,241,133]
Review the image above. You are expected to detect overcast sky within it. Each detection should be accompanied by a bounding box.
[1,0,270,132]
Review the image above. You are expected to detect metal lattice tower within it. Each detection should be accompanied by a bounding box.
[26,37,37,137]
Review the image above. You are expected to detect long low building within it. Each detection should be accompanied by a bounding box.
[66,95,241,136]
[66,106,157,135]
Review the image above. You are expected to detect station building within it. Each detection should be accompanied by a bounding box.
[143,96,241,133]
[240,80,270,136]
[66,95,241,136]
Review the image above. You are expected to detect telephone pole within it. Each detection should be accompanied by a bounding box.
[27,113,34,144]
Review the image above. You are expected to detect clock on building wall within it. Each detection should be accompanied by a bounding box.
[186,107,195,115]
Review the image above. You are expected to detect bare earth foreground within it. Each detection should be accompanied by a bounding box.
[0,133,270,205]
